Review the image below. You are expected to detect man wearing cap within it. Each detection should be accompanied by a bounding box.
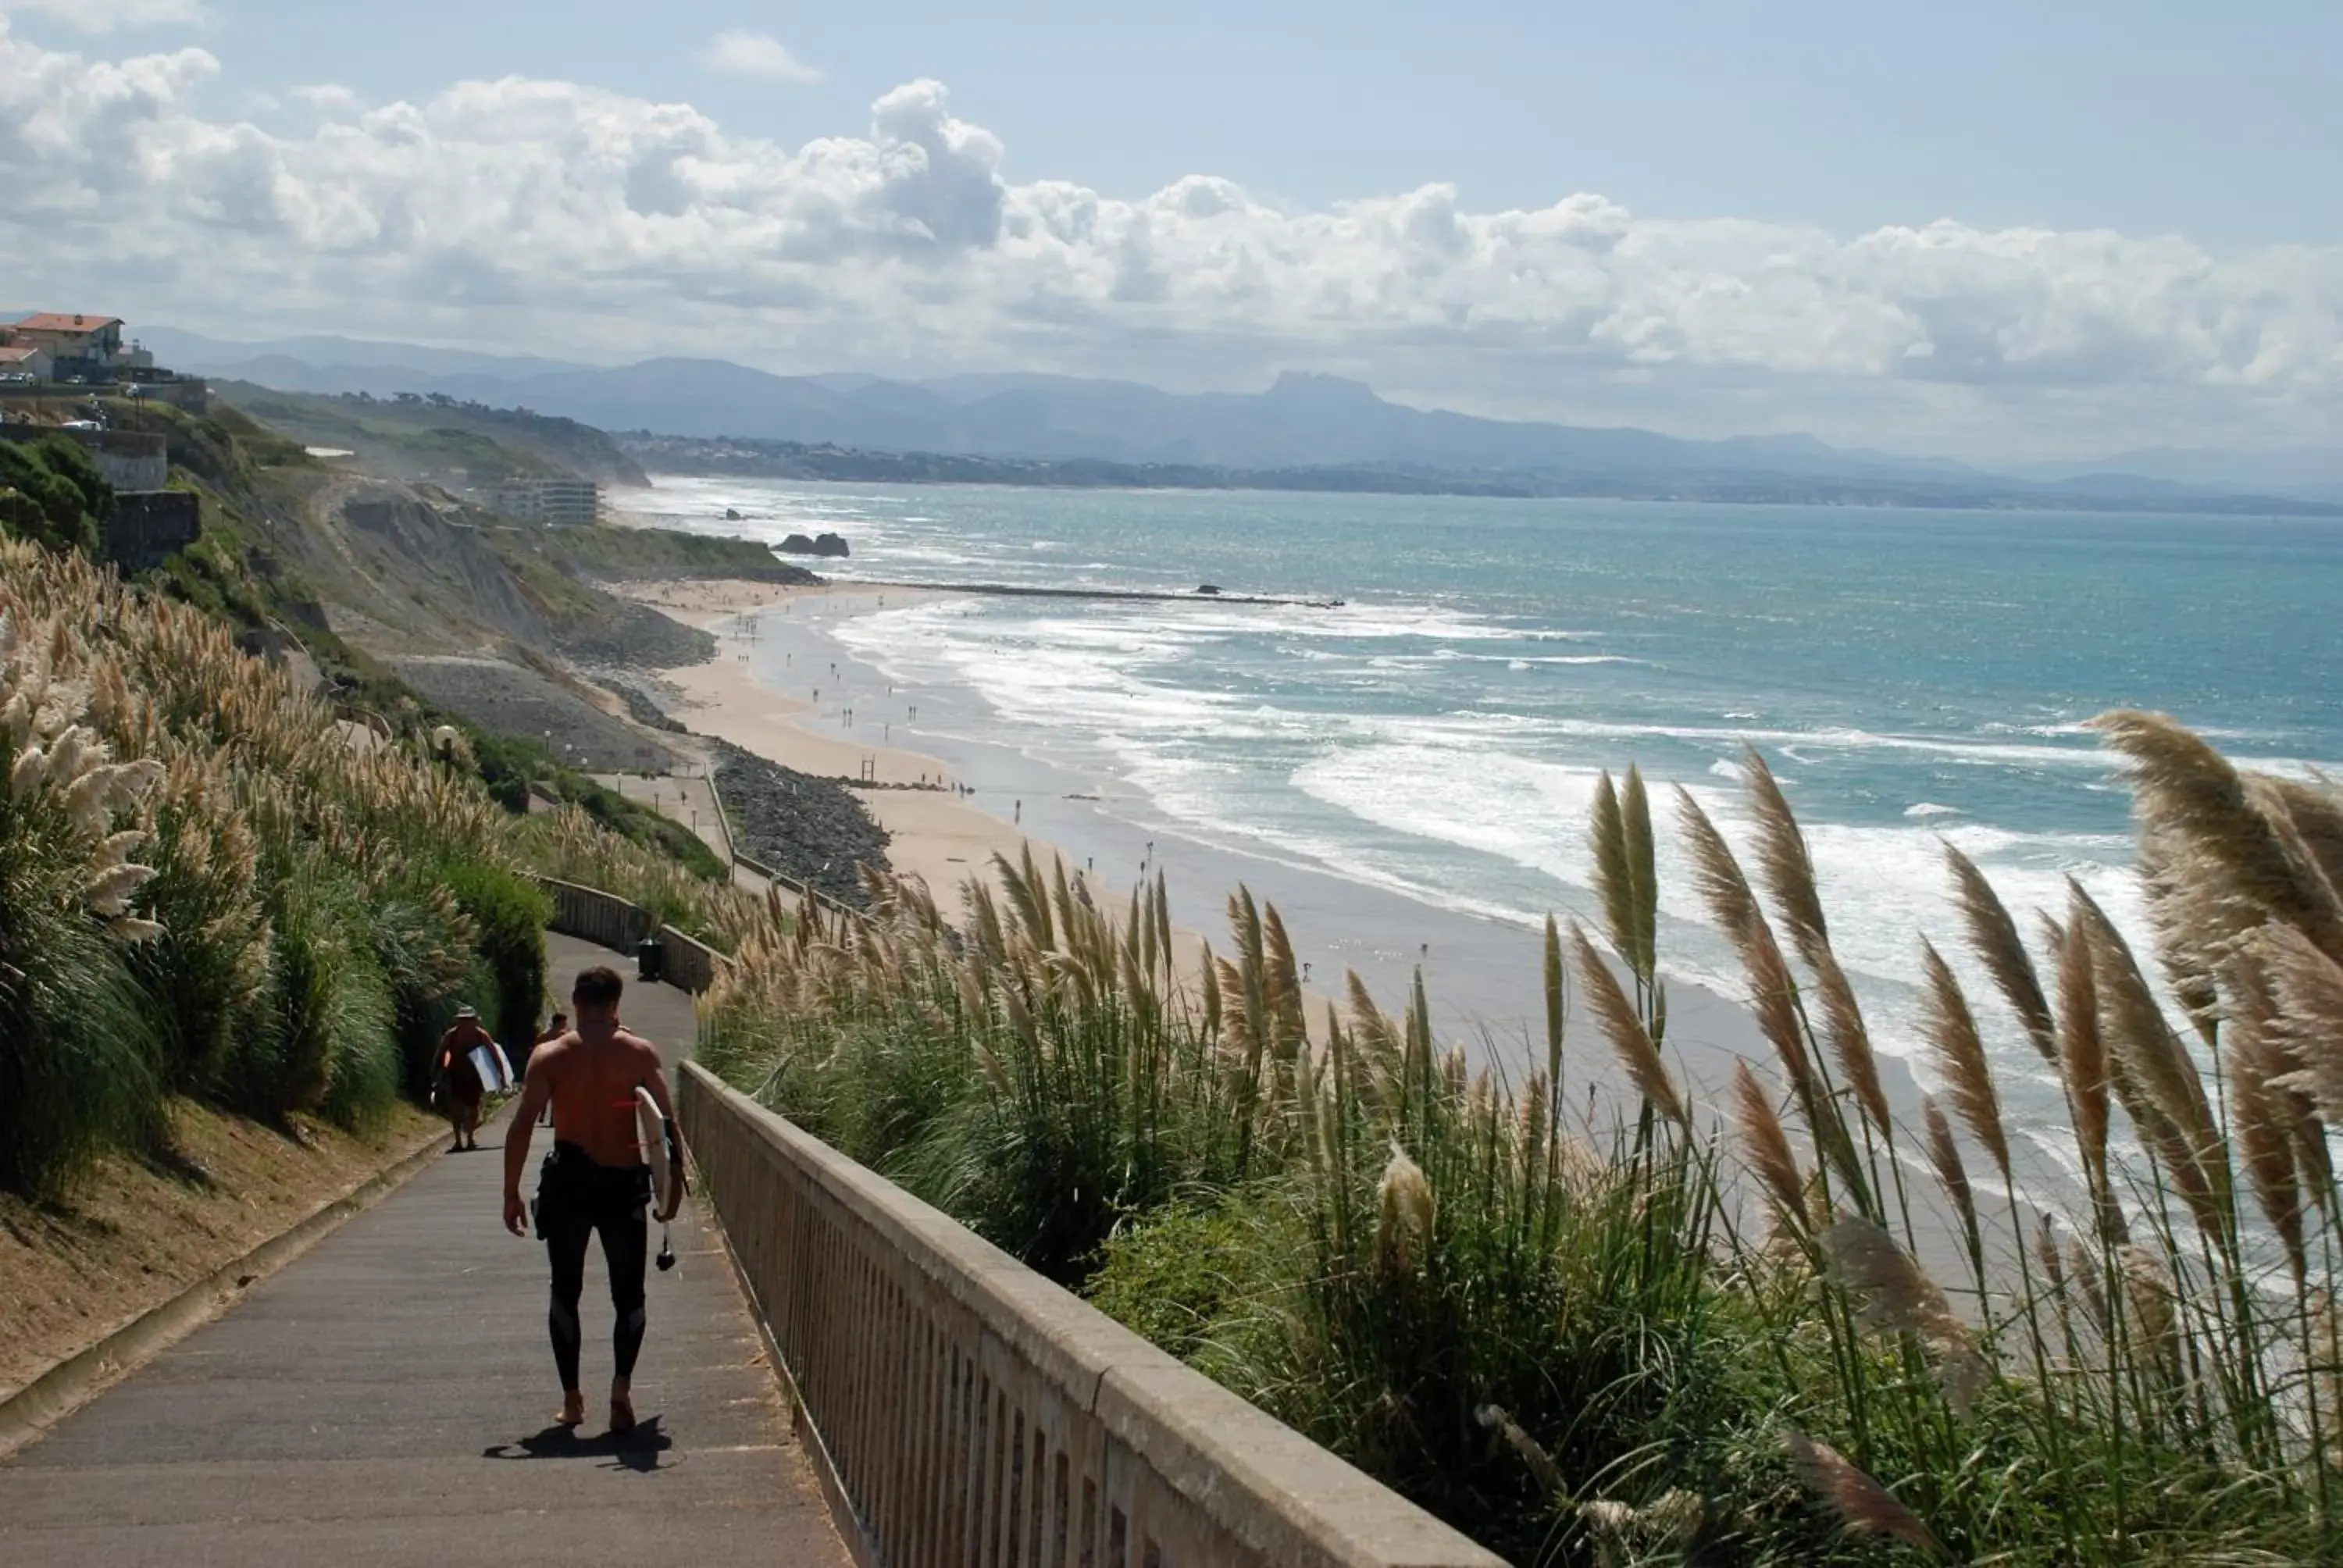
[435,1006,494,1152]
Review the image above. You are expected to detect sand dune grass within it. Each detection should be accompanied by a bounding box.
[702,718,2343,1563]
[0,537,747,1198]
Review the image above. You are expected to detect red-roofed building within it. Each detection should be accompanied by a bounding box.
[11,313,129,375]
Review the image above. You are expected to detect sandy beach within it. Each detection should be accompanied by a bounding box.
[614,576,2035,1281]
[615,577,1357,1035]
[618,579,1019,900]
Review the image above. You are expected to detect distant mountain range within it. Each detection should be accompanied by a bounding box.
[147,326,2342,511]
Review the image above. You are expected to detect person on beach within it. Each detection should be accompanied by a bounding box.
[502,967,686,1434]
[434,1005,492,1152]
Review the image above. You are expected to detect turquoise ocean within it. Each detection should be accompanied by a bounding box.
[624,477,2343,1178]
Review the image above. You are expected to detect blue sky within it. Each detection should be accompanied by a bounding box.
[2,0,2339,459]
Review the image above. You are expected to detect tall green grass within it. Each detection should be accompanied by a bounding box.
[0,535,729,1193]
[705,723,2343,1565]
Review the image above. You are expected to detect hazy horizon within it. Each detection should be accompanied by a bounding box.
[4,2,2338,465]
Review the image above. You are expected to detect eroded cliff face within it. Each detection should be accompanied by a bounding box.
[273,474,708,668]
[338,486,551,647]
[230,472,707,768]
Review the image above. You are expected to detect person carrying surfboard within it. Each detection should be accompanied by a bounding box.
[434,1006,494,1152]
[500,965,686,1435]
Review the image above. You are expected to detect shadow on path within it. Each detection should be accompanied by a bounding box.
[484,1416,672,1474]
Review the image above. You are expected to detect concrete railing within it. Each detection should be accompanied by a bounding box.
[534,875,721,996]
[656,926,722,994]
[538,876,651,954]
[679,1064,1505,1568]
[732,848,861,923]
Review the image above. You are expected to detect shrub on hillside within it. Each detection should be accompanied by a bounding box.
[127,757,269,1092]
[0,607,169,1192]
[1,533,746,1194]
[440,861,553,1049]
[0,437,109,555]
[369,884,487,1100]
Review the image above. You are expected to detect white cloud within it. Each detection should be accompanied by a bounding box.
[288,83,363,116]
[0,0,204,33]
[1,20,2338,457]
[701,29,822,84]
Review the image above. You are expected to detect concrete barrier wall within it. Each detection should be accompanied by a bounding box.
[537,877,651,956]
[90,449,168,492]
[102,490,200,571]
[679,1063,1504,1568]
[0,425,167,490]
[535,875,720,997]
[654,925,720,994]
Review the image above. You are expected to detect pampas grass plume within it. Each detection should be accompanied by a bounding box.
[1784,1431,1946,1557]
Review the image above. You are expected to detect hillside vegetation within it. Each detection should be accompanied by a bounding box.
[213,381,649,487]
[0,534,543,1190]
[0,435,110,555]
[703,732,2343,1564]
[509,520,815,585]
[0,404,769,1202]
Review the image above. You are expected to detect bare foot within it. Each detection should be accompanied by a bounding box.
[555,1391,585,1427]
[608,1388,636,1435]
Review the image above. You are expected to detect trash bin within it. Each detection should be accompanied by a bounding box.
[635,935,665,983]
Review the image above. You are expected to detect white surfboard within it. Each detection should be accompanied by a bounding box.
[468,1041,516,1095]
[635,1087,675,1216]
[637,1086,679,1275]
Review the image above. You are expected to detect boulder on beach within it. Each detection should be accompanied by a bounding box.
[778,532,851,558]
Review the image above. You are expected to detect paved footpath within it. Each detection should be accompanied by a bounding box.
[0,933,847,1567]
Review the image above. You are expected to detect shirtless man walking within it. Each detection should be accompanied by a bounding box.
[501,966,686,1434]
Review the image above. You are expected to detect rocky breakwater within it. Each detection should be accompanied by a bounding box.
[713,738,890,907]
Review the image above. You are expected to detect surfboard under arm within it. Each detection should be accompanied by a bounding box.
[635,1087,676,1215]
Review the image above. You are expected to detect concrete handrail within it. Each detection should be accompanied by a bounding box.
[536,876,651,955]
[730,848,859,921]
[695,759,740,864]
[678,1062,1504,1568]
[533,875,720,995]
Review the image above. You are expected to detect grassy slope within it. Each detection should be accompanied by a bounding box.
[123,403,732,880]
[212,381,649,486]
[0,1100,442,1398]
[512,522,818,584]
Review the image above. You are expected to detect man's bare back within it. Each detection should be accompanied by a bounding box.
[526,1027,668,1168]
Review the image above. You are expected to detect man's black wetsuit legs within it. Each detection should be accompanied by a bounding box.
[547,1210,589,1393]
[538,1144,651,1393]
[603,1204,647,1380]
